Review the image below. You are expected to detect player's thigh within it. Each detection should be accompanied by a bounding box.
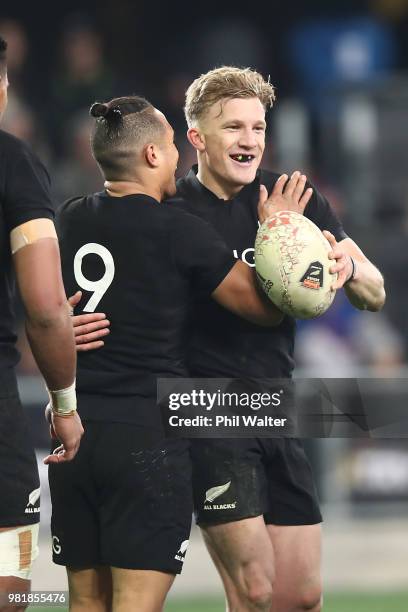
[267,523,321,594]
[67,566,112,612]
[111,567,174,612]
[202,515,275,584]
[0,576,29,612]
[191,438,269,526]
[94,427,193,575]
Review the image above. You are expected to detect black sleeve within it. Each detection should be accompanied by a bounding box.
[170,210,236,297]
[3,140,55,232]
[305,185,347,242]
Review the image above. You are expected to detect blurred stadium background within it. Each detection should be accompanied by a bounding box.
[1,0,408,609]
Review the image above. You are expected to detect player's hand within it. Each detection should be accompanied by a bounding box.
[258,171,313,223]
[43,406,84,464]
[44,404,56,440]
[69,291,110,351]
[323,230,353,290]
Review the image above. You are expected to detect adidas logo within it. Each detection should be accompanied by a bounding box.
[174,539,189,562]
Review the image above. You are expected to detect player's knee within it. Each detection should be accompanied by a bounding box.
[69,593,109,612]
[297,584,322,611]
[245,584,274,610]
[238,565,274,610]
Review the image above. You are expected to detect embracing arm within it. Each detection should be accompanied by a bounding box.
[212,260,283,326]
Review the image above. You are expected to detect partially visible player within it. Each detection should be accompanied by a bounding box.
[50,95,287,612]
[0,36,83,612]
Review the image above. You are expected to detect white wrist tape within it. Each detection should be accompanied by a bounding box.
[0,524,39,580]
[47,380,77,415]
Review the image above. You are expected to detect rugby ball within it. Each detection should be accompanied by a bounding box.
[255,211,337,319]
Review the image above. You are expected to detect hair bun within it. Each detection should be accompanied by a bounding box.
[90,102,109,118]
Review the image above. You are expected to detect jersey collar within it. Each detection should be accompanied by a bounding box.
[181,165,260,205]
[99,191,161,206]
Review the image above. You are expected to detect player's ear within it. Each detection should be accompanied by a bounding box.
[187,127,205,152]
[144,143,160,167]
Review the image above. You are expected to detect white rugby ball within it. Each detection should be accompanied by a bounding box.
[255,211,337,319]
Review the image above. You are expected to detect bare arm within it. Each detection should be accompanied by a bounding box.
[12,231,83,462]
[212,260,283,326]
[13,237,76,388]
[70,263,283,349]
[324,232,385,312]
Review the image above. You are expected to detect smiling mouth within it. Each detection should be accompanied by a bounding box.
[230,154,255,164]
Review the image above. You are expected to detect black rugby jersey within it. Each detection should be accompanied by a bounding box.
[57,191,235,425]
[168,166,346,379]
[0,129,54,374]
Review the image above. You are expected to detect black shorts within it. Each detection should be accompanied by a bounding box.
[191,438,322,526]
[0,371,40,527]
[49,422,192,574]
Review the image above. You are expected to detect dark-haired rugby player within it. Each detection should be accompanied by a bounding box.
[0,36,83,612]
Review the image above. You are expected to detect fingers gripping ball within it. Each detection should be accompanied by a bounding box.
[255,211,337,319]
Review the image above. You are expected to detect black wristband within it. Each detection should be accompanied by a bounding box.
[345,256,356,284]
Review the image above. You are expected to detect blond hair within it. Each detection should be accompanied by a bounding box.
[184,66,276,127]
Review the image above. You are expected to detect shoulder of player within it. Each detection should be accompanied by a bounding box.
[304,180,331,216]
[162,203,215,243]
[0,128,37,161]
[257,170,329,207]
[166,178,191,212]
[56,194,89,218]
[165,193,188,209]
[163,201,202,224]
[0,128,51,192]
[258,168,282,192]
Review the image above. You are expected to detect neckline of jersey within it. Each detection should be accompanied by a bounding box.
[98,191,160,206]
[183,165,258,205]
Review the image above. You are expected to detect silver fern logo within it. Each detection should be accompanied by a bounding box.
[205,481,231,503]
[25,487,40,514]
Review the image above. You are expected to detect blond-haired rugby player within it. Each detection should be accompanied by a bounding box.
[171,66,385,612]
